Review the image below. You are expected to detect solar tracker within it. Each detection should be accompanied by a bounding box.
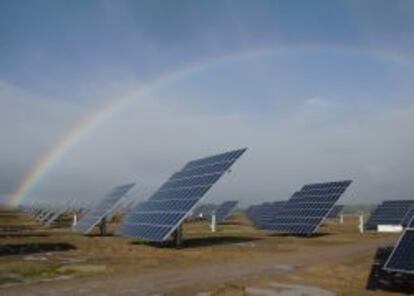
[258,180,352,235]
[246,201,287,228]
[74,183,135,233]
[384,216,414,273]
[214,200,238,223]
[365,200,414,230]
[119,148,247,242]
[327,205,344,219]
[44,200,74,226]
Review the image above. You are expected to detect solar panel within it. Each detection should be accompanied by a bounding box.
[44,200,74,226]
[401,205,414,227]
[119,148,247,242]
[74,183,135,233]
[327,205,344,219]
[214,200,238,223]
[258,180,352,235]
[246,201,287,228]
[384,216,414,273]
[365,200,414,230]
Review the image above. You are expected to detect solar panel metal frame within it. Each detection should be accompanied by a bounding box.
[214,200,238,223]
[120,148,247,242]
[384,216,414,273]
[74,183,135,233]
[258,180,352,235]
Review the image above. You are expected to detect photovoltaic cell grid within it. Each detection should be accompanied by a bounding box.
[259,180,352,235]
[365,200,414,230]
[119,148,247,242]
[74,183,135,233]
[215,200,238,223]
[384,216,414,273]
[246,201,287,228]
[401,205,414,227]
[327,205,344,219]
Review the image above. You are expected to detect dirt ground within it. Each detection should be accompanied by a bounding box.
[0,210,408,296]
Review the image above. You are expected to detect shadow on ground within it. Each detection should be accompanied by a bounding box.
[0,243,76,256]
[269,232,332,238]
[132,236,260,248]
[366,246,414,294]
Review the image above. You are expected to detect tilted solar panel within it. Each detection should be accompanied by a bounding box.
[401,205,414,227]
[327,205,344,219]
[215,200,238,223]
[259,180,352,235]
[44,200,74,226]
[246,201,287,228]
[365,200,414,230]
[384,216,414,273]
[74,183,135,233]
[119,148,247,242]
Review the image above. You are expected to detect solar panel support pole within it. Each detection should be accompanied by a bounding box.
[99,217,107,236]
[172,224,183,248]
[211,213,216,233]
[359,215,364,233]
[72,213,77,228]
[340,214,344,224]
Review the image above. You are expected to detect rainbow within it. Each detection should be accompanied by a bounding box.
[8,45,413,206]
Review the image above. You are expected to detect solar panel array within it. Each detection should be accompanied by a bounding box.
[384,217,414,273]
[258,180,352,235]
[74,183,135,233]
[327,205,344,219]
[44,200,74,226]
[246,201,287,228]
[214,200,238,223]
[119,148,247,242]
[365,200,414,230]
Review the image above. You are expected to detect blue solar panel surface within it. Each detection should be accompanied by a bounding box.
[215,201,238,223]
[365,200,414,230]
[119,148,247,242]
[327,205,344,219]
[384,215,414,273]
[401,205,414,227]
[74,183,135,233]
[258,180,352,235]
[246,201,287,228]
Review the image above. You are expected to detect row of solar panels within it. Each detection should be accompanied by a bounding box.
[246,181,351,235]
[365,200,414,230]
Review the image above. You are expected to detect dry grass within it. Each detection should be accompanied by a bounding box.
[0,210,404,295]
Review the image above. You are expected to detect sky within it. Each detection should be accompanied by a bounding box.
[1,0,414,207]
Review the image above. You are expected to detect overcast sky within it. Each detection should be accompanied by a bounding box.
[1,0,414,207]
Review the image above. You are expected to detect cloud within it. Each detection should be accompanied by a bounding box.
[3,77,414,208]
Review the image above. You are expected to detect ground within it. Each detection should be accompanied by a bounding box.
[0,210,409,296]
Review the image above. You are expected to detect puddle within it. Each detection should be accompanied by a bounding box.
[272,264,294,272]
[23,255,48,261]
